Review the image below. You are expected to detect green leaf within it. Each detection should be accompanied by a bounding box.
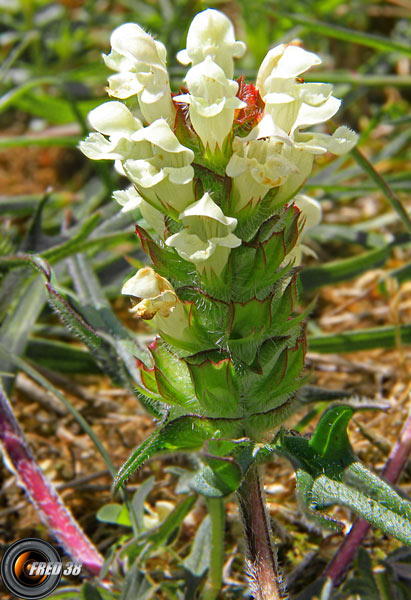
[144,494,197,552]
[183,515,211,577]
[81,582,104,600]
[309,405,354,460]
[0,134,80,149]
[114,415,223,492]
[310,474,411,546]
[120,563,155,600]
[131,476,156,532]
[273,406,411,545]
[96,503,131,527]
[12,94,103,125]
[309,324,411,353]
[25,338,101,374]
[191,438,260,497]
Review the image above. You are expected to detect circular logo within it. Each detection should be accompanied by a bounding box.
[1,539,62,599]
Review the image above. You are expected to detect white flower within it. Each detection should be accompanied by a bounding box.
[122,267,177,319]
[103,23,176,124]
[177,8,246,79]
[288,194,322,265]
[122,267,194,344]
[174,57,245,152]
[80,108,195,218]
[165,192,241,275]
[79,101,143,160]
[226,136,298,213]
[113,186,165,238]
[255,43,358,153]
[122,119,195,217]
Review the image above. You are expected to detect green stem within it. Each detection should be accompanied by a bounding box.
[203,498,225,600]
[237,465,286,600]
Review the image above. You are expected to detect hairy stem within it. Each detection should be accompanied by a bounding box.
[237,464,286,600]
[203,497,225,600]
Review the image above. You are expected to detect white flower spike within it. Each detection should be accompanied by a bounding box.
[177,8,246,79]
[103,23,176,125]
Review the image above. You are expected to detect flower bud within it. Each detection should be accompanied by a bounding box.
[177,8,246,79]
[174,57,245,153]
[165,192,241,275]
[103,23,176,124]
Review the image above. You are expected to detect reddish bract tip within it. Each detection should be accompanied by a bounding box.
[235,77,265,127]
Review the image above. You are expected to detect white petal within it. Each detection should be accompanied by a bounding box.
[210,232,242,249]
[292,95,341,133]
[124,159,165,188]
[276,45,321,77]
[294,194,322,229]
[107,72,143,99]
[88,101,142,136]
[163,165,194,185]
[178,8,246,78]
[113,186,142,211]
[166,230,215,263]
[79,132,130,160]
[132,119,194,161]
[179,193,237,229]
[110,23,166,67]
[122,267,174,299]
[294,126,358,155]
[297,83,333,106]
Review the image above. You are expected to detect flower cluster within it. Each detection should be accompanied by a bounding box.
[80,9,357,438]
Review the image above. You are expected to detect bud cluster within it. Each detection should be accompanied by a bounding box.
[80,9,357,441]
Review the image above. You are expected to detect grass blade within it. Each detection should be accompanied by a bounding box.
[271,12,411,57]
[350,147,411,234]
[309,324,411,353]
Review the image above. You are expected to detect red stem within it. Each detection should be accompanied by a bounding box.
[324,410,411,585]
[0,385,104,575]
